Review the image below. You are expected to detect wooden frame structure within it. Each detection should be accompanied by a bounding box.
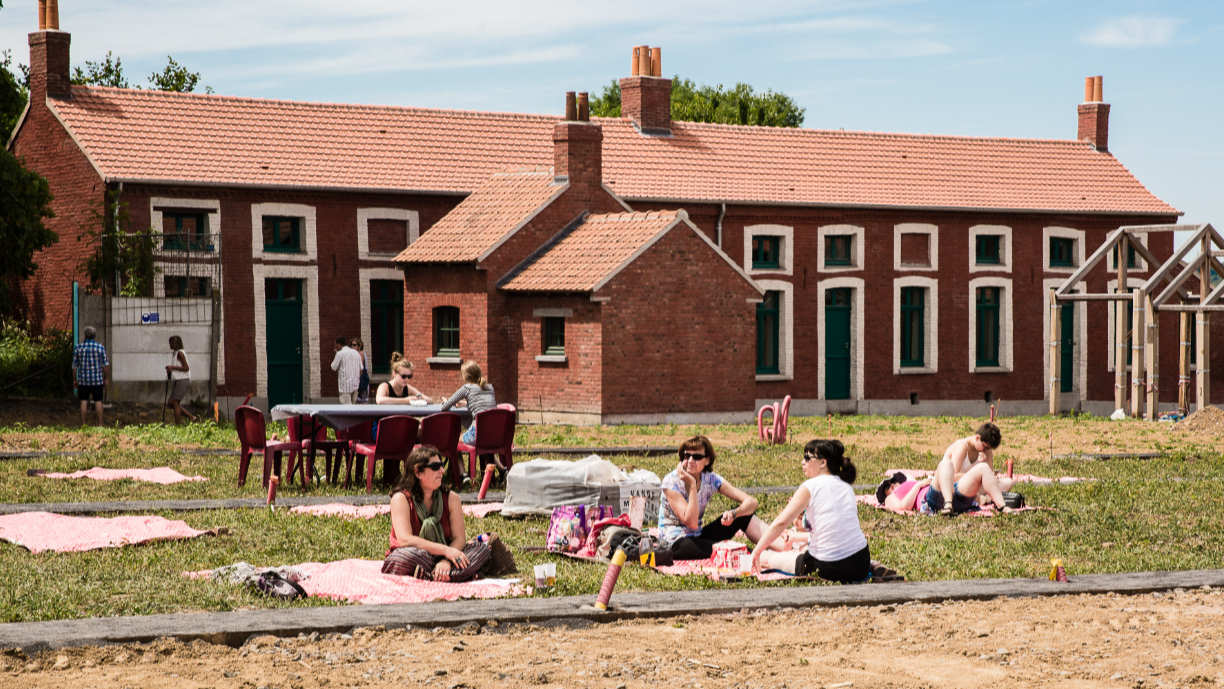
[1051,223,1222,419]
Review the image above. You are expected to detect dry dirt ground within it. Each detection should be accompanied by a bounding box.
[5,589,1222,689]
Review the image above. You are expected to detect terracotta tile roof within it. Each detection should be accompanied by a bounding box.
[48,86,1178,215]
[394,168,564,263]
[499,210,686,293]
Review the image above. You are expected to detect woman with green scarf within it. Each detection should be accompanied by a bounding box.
[382,446,490,581]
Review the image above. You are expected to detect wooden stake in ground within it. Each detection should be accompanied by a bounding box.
[1130,289,1145,419]
[1049,289,1060,416]
[1115,237,1129,413]
[1144,291,1159,420]
[1198,234,1212,411]
[1179,311,1191,414]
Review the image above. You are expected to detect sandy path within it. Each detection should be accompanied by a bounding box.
[6,587,1221,688]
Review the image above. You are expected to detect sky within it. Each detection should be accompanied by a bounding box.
[2,0,1221,233]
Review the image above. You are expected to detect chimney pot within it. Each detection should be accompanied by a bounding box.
[38,0,47,30]
[637,45,652,79]
[47,0,59,30]
[651,47,661,77]
[1084,76,1093,103]
[1093,75,1103,103]
[631,46,642,77]
[577,92,589,122]
[565,91,576,121]
[1077,76,1109,151]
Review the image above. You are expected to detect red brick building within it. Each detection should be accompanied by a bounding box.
[9,23,1208,419]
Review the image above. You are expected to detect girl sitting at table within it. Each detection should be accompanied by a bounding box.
[440,360,496,444]
[376,353,433,405]
[382,445,490,581]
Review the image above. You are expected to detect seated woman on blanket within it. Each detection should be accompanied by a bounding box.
[382,446,490,581]
[658,435,786,561]
[750,439,871,583]
[877,472,933,512]
[928,422,1014,515]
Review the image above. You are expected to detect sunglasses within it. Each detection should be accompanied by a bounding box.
[803,454,821,463]
[421,461,444,472]
[399,373,413,379]
[681,452,707,461]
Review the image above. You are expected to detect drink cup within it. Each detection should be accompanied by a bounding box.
[534,564,547,589]
[738,553,753,574]
[545,562,556,586]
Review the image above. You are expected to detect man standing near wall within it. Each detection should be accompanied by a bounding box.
[73,327,110,426]
[330,336,362,404]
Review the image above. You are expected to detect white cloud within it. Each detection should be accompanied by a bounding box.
[1081,16,1185,47]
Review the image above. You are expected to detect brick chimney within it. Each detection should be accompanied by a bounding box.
[1077,75,1109,152]
[620,45,672,136]
[29,0,72,102]
[554,91,603,189]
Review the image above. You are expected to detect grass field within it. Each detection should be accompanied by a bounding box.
[0,413,1220,623]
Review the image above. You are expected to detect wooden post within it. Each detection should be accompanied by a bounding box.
[1179,312,1191,414]
[1198,236,1212,411]
[1144,291,1159,420]
[1049,289,1061,415]
[1115,237,1129,413]
[1130,290,1145,419]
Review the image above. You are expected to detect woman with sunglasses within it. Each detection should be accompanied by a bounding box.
[376,352,433,405]
[658,435,786,561]
[750,439,870,583]
[382,445,490,581]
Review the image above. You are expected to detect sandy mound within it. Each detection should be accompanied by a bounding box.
[1177,405,1224,436]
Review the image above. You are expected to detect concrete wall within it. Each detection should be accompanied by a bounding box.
[106,297,212,403]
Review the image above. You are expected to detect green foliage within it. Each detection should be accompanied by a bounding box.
[0,49,29,143]
[71,51,130,88]
[0,148,57,314]
[148,56,212,93]
[77,189,157,297]
[589,76,805,128]
[0,317,72,396]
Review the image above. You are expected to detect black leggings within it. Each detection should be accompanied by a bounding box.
[799,545,871,583]
[668,513,755,561]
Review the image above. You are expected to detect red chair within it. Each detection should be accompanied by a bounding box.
[351,415,419,494]
[335,421,374,486]
[417,412,463,487]
[234,406,303,488]
[284,415,328,487]
[457,408,516,498]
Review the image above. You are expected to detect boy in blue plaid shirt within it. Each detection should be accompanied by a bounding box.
[73,327,111,426]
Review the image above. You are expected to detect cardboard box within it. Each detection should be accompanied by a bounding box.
[598,482,661,523]
[712,540,748,569]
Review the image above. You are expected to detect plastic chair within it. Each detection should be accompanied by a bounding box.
[417,412,463,487]
[457,408,516,499]
[284,415,328,487]
[329,421,372,486]
[757,395,791,445]
[351,415,419,494]
[234,406,303,488]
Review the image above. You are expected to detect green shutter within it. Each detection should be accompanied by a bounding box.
[756,291,780,374]
[543,317,566,356]
[825,235,852,266]
[976,287,1000,366]
[900,287,924,367]
[1049,237,1074,267]
[434,307,460,357]
[976,236,1001,265]
[751,236,781,269]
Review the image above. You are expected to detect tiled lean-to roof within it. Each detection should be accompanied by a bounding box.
[394,169,564,263]
[47,86,1179,215]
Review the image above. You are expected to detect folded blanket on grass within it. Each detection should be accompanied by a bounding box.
[40,467,207,484]
[883,468,1092,484]
[186,558,527,605]
[288,502,503,520]
[0,512,212,553]
[856,492,1045,516]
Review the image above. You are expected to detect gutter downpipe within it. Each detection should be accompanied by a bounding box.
[716,203,726,248]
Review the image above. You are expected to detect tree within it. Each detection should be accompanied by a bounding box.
[590,76,806,128]
[77,190,156,297]
[148,56,212,93]
[1,49,28,144]
[0,148,57,314]
[72,53,212,93]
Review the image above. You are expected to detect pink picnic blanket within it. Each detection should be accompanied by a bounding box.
[884,468,1092,485]
[41,467,207,484]
[0,512,212,553]
[652,547,793,582]
[185,558,527,605]
[288,502,503,519]
[856,492,1044,516]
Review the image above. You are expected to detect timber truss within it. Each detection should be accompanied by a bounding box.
[1051,223,1222,419]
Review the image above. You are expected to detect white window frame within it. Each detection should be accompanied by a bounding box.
[150,197,225,384]
[743,224,794,276]
[252,264,321,400]
[1106,277,1146,373]
[817,224,865,273]
[1043,278,1088,401]
[359,267,405,381]
[968,276,1013,373]
[251,203,317,262]
[893,276,939,375]
[358,208,419,261]
[754,279,794,382]
[816,277,864,400]
[893,223,938,272]
[1042,226,1085,275]
[969,224,1012,274]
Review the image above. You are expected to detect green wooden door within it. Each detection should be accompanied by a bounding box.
[370,280,403,375]
[265,279,303,407]
[1060,302,1074,393]
[825,288,852,400]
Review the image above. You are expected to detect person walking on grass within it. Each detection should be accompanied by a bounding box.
[164,335,198,424]
[330,336,362,404]
[72,327,110,427]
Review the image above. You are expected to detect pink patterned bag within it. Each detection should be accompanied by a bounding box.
[545,504,613,553]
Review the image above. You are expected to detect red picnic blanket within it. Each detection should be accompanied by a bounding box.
[0,511,212,553]
[41,467,207,484]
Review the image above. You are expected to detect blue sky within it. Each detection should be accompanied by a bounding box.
[3,0,1221,230]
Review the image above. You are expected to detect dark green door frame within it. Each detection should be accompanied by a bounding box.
[265,279,304,408]
[825,288,852,400]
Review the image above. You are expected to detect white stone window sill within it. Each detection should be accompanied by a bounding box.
[818,265,859,273]
[535,355,567,363]
[898,366,937,375]
[1045,266,1077,274]
[365,252,399,260]
[426,357,461,365]
[755,373,793,382]
[973,366,1011,374]
[898,263,935,271]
